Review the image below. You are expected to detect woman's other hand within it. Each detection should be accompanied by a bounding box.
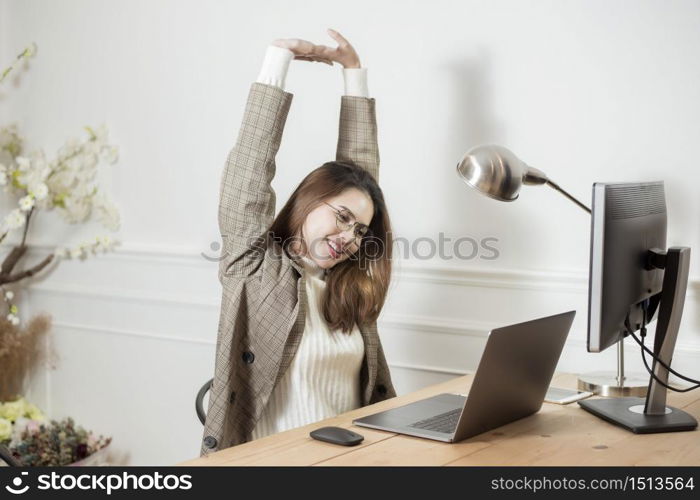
[313,29,361,69]
[271,38,334,66]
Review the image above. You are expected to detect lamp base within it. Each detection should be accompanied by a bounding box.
[578,371,649,397]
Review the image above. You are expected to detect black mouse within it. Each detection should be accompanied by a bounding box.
[310,426,364,446]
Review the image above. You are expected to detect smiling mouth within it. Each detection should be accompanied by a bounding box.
[327,240,341,259]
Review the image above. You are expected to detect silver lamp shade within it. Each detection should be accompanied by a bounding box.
[455,144,548,202]
[455,144,590,213]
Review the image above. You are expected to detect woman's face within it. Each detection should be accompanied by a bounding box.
[297,188,374,269]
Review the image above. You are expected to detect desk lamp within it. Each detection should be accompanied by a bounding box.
[456,144,590,213]
[455,144,648,397]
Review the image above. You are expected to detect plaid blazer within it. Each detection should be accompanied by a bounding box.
[200,82,397,456]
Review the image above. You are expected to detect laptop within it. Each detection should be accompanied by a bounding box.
[352,310,575,442]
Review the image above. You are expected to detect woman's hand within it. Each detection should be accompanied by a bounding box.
[271,38,334,66]
[313,29,361,69]
[272,29,361,69]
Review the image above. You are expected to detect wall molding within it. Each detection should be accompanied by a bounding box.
[18,242,700,380]
[394,259,700,296]
[389,362,474,376]
[380,313,493,339]
[51,320,215,346]
[15,242,699,295]
[48,320,473,376]
[5,242,215,268]
[47,313,700,362]
[29,282,220,310]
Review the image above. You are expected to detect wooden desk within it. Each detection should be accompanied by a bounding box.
[178,372,700,466]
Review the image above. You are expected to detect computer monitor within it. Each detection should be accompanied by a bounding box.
[579,181,697,433]
[586,182,665,353]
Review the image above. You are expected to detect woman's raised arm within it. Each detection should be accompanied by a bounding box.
[217,80,292,281]
[312,29,381,182]
[336,92,379,182]
[217,45,298,281]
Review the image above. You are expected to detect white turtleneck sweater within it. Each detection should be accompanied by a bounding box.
[250,46,368,440]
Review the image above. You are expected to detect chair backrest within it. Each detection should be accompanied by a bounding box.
[195,378,214,425]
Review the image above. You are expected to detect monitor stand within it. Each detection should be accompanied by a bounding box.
[578,247,698,433]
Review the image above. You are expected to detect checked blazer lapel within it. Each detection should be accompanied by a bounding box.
[271,265,308,389]
[359,321,379,405]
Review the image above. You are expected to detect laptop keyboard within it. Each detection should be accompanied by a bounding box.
[407,407,462,434]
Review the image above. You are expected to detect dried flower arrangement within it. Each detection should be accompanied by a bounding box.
[0,314,56,402]
[5,416,111,466]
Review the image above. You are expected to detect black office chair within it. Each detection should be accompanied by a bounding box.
[195,378,214,425]
[0,444,22,466]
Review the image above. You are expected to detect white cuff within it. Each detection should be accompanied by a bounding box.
[256,45,294,90]
[343,67,369,97]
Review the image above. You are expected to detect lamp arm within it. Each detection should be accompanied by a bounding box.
[545,179,591,214]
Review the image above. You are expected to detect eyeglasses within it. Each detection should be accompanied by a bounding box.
[323,202,372,249]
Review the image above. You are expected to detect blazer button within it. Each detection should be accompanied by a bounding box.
[242,351,255,364]
[377,384,387,395]
[203,436,217,449]
[229,391,236,404]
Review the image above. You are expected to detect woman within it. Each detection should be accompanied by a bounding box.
[200,29,397,456]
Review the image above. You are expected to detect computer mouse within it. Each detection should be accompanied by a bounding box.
[309,426,364,446]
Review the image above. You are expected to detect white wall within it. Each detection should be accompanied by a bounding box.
[1,0,699,465]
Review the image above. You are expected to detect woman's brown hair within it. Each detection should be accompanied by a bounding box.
[267,160,392,334]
